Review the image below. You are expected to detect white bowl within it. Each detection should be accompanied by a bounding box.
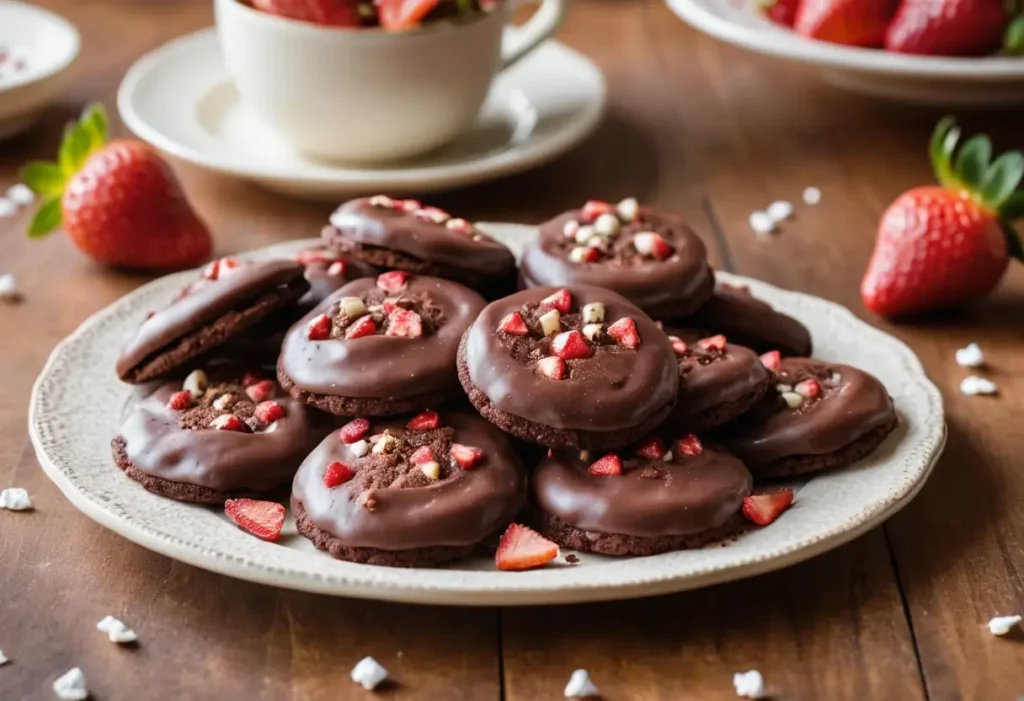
[0,1,80,140]
[665,0,1024,105]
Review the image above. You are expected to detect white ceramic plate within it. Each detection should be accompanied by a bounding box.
[30,225,945,606]
[665,0,1024,105]
[117,29,606,201]
[0,1,80,140]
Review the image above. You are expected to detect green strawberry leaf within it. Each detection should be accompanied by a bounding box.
[80,103,109,153]
[1001,191,1024,220]
[929,116,959,188]
[980,151,1024,209]
[27,197,63,239]
[20,161,65,198]
[954,134,992,189]
[1005,16,1024,55]
[58,121,92,177]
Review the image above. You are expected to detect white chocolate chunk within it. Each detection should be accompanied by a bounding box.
[733,669,765,699]
[351,656,389,690]
[564,669,599,698]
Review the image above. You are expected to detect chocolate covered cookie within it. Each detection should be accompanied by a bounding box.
[116,258,309,384]
[323,196,517,299]
[293,246,379,309]
[292,411,527,567]
[278,272,486,417]
[664,330,773,432]
[680,283,812,357]
[458,285,679,450]
[520,199,715,319]
[724,358,897,480]
[532,433,752,556]
[112,367,333,504]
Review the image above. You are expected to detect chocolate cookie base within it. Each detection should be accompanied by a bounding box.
[121,278,309,384]
[293,501,475,567]
[670,373,773,433]
[112,436,275,505]
[748,415,899,481]
[277,358,458,418]
[533,509,747,557]
[643,272,716,321]
[457,339,675,451]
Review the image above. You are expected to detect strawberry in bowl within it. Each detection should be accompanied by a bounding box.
[247,0,496,30]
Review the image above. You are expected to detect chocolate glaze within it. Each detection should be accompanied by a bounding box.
[116,260,306,379]
[533,439,751,537]
[520,206,715,318]
[325,197,516,276]
[280,275,486,399]
[463,285,678,432]
[292,412,527,550]
[667,328,770,419]
[295,246,379,307]
[118,375,332,492]
[682,284,812,357]
[726,358,896,465]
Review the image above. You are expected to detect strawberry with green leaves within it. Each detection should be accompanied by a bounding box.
[22,104,212,272]
[861,117,1024,318]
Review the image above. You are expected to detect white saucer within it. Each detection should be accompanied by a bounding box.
[0,1,80,140]
[118,28,606,201]
[30,227,945,606]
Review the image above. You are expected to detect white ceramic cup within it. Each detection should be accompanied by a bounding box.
[214,0,566,163]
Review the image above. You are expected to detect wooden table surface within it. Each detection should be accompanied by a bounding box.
[3,1,1023,699]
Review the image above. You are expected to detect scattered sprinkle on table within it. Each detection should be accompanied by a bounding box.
[563,669,599,698]
[960,376,997,396]
[0,487,32,511]
[6,184,34,206]
[52,667,88,701]
[803,187,822,205]
[0,273,18,303]
[955,342,984,368]
[351,656,388,690]
[766,200,794,222]
[97,615,138,644]
[733,670,765,699]
[0,198,15,218]
[988,615,1021,636]
[0,649,8,666]
[748,211,776,235]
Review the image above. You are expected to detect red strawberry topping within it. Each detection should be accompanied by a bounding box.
[581,200,615,222]
[588,453,623,476]
[242,371,263,387]
[340,417,370,444]
[323,461,356,488]
[551,330,592,360]
[675,434,703,457]
[795,379,822,398]
[759,350,782,372]
[253,401,284,424]
[410,446,435,465]
[407,411,440,431]
[167,391,193,410]
[498,311,530,335]
[345,314,377,339]
[224,498,286,542]
[245,380,275,403]
[636,437,665,460]
[385,308,423,338]
[607,317,640,349]
[668,336,688,356]
[696,334,726,351]
[376,270,408,293]
[742,489,795,526]
[307,313,332,341]
[539,288,573,313]
[536,356,567,380]
[210,414,248,432]
[495,523,559,571]
[450,443,484,470]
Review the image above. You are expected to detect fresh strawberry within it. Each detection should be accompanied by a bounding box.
[742,489,795,526]
[794,0,898,46]
[606,317,640,349]
[167,391,193,411]
[862,118,1024,317]
[323,461,356,488]
[759,0,800,25]
[251,0,361,26]
[376,270,408,293]
[407,410,440,431]
[409,446,435,465]
[340,417,371,444]
[22,104,212,271]
[253,401,285,424]
[307,313,333,340]
[759,350,782,372]
[588,453,623,476]
[636,437,665,460]
[885,0,1010,56]
[450,443,484,470]
[539,288,573,313]
[224,498,286,541]
[378,0,442,29]
[345,314,377,339]
[495,523,559,571]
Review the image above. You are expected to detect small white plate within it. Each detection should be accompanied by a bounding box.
[665,0,1024,105]
[30,226,945,606]
[117,28,606,201]
[0,1,80,140]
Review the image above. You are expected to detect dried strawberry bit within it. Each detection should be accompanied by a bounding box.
[607,317,640,349]
[294,249,338,266]
[539,288,573,313]
[498,311,530,336]
[210,414,248,432]
[794,378,822,398]
[588,453,623,476]
[400,199,421,213]
[632,232,674,260]
[675,433,703,457]
[245,380,275,403]
[742,489,794,526]
[307,313,333,341]
[668,336,688,356]
[385,308,423,338]
[580,200,614,223]
[340,418,370,444]
[759,350,782,372]
[495,523,559,571]
[410,445,436,465]
[536,356,567,380]
[242,371,263,387]
[202,257,240,281]
[167,391,193,411]
[407,411,440,431]
[696,334,727,351]
[376,270,408,293]
[551,330,592,360]
[345,314,377,339]
[450,443,484,470]
[323,461,357,488]
[635,437,665,460]
[224,498,285,542]
[254,401,285,424]
[326,260,347,276]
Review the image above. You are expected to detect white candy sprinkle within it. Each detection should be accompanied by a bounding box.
[53,667,88,701]
[617,197,639,222]
[7,184,34,206]
[748,211,776,235]
[803,187,822,205]
[766,200,794,222]
[988,614,1021,636]
[955,342,985,368]
[0,650,8,666]
[0,273,18,302]
[733,670,765,699]
[97,615,138,644]
[350,439,369,457]
[0,198,15,218]
[0,488,31,511]
[960,375,997,396]
[563,669,599,698]
[781,392,804,409]
[593,213,620,237]
[351,656,389,690]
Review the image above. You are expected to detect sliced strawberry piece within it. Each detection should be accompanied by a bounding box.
[167,391,193,410]
[539,288,573,313]
[498,311,530,335]
[675,433,703,457]
[345,314,377,339]
[210,414,248,432]
[340,417,370,444]
[696,334,727,351]
[580,200,614,223]
[495,523,559,571]
[376,270,408,293]
[323,461,356,488]
[407,410,440,431]
[245,380,275,403]
[742,489,795,526]
[668,336,688,356]
[224,498,286,542]
[410,445,435,465]
[759,350,782,372]
[795,379,822,398]
[242,371,263,387]
[382,298,400,314]
[450,443,484,470]
[385,308,423,338]
[636,437,665,460]
[535,356,567,380]
[551,330,592,360]
[588,453,623,476]
[254,401,284,424]
[607,317,640,349]
[307,313,333,341]
[632,232,674,260]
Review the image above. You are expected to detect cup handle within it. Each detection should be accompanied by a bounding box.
[498,0,566,70]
